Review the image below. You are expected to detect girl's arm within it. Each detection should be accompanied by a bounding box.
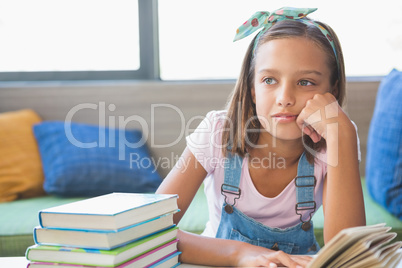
[178,229,311,267]
[297,93,366,243]
[156,147,312,267]
[321,108,366,242]
[156,147,206,224]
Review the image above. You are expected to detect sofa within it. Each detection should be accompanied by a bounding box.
[0,80,401,257]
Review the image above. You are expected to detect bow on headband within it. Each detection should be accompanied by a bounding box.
[234,7,317,41]
[234,7,338,67]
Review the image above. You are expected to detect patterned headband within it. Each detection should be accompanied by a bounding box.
[234,7,339,68]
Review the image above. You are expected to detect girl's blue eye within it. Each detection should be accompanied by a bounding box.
[263,78,277,85]
[299,80,314,86]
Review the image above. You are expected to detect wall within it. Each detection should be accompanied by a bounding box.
[0,80,379,177]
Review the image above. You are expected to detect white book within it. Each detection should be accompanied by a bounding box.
[39,193,178,230]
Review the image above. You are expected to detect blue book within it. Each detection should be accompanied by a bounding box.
[38,193,178,230]
[34,213,177,249]
[148,251,181,268]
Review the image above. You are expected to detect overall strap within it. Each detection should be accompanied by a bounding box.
[221,152,243,213]
[295,152,316,231]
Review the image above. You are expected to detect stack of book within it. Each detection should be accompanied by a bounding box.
[25,193,181,268]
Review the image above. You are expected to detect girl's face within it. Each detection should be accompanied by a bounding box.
[251,37,333,142]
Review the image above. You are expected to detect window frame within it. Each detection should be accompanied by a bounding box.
[0,1,389,83]
[0,0,160,82]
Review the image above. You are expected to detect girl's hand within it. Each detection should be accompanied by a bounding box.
[236,247,312,267]
[296,92,346,143]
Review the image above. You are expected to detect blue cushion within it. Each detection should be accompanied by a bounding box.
[33,121,162,197]
[366,69,402,220]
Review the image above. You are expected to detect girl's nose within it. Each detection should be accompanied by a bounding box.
[276,84,295,107]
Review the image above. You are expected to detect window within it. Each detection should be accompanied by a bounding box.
[1,0,401,81]
[0,0,158,81]
[158,0,402,80]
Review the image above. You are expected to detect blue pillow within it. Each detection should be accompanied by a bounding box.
[33,121,162,197]
[366,69,402,220]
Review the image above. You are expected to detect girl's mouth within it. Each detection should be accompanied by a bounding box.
[271,114,298,123]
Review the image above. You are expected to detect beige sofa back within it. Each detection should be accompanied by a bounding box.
[0,80,379,178]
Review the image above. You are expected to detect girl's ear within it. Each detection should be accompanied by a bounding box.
[331,80,339,99]
[251,87,256,104]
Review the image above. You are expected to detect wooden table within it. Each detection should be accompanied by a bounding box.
[2,254,402,267]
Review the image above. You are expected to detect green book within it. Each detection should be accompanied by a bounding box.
[26,227,178,267]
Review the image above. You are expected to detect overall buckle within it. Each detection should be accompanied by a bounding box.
[221,184,241,214]
[295,175,317,231]
[295,201,316,231]
[295,175,316,187]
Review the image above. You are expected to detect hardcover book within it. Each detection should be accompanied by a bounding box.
[147,251,181,268]
[26,227,178,267]
[118,244,179,268]
[34,213,176,249]
[39,193,178,230]
[27,251,181,268]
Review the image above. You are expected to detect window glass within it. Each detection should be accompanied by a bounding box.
[159,0,402,80]
[0,0,139,72]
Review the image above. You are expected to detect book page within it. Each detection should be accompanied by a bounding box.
[340,232,396,267]
[307,224,389,268]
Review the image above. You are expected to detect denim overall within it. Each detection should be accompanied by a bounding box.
[216,152,320,254]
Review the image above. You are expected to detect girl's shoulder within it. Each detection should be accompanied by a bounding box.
[186,110,228,173]
[205,110,228,121]
[187,110,227,147]
[202,110,228,131]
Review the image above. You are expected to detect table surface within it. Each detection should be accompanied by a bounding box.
[2,253,402,268]
[0,257,209,267]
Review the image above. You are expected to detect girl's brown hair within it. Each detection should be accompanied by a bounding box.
[222,19,345,162]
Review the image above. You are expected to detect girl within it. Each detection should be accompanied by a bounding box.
[156,7,365,267]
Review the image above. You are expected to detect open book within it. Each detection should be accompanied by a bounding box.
[308,223,402,268]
